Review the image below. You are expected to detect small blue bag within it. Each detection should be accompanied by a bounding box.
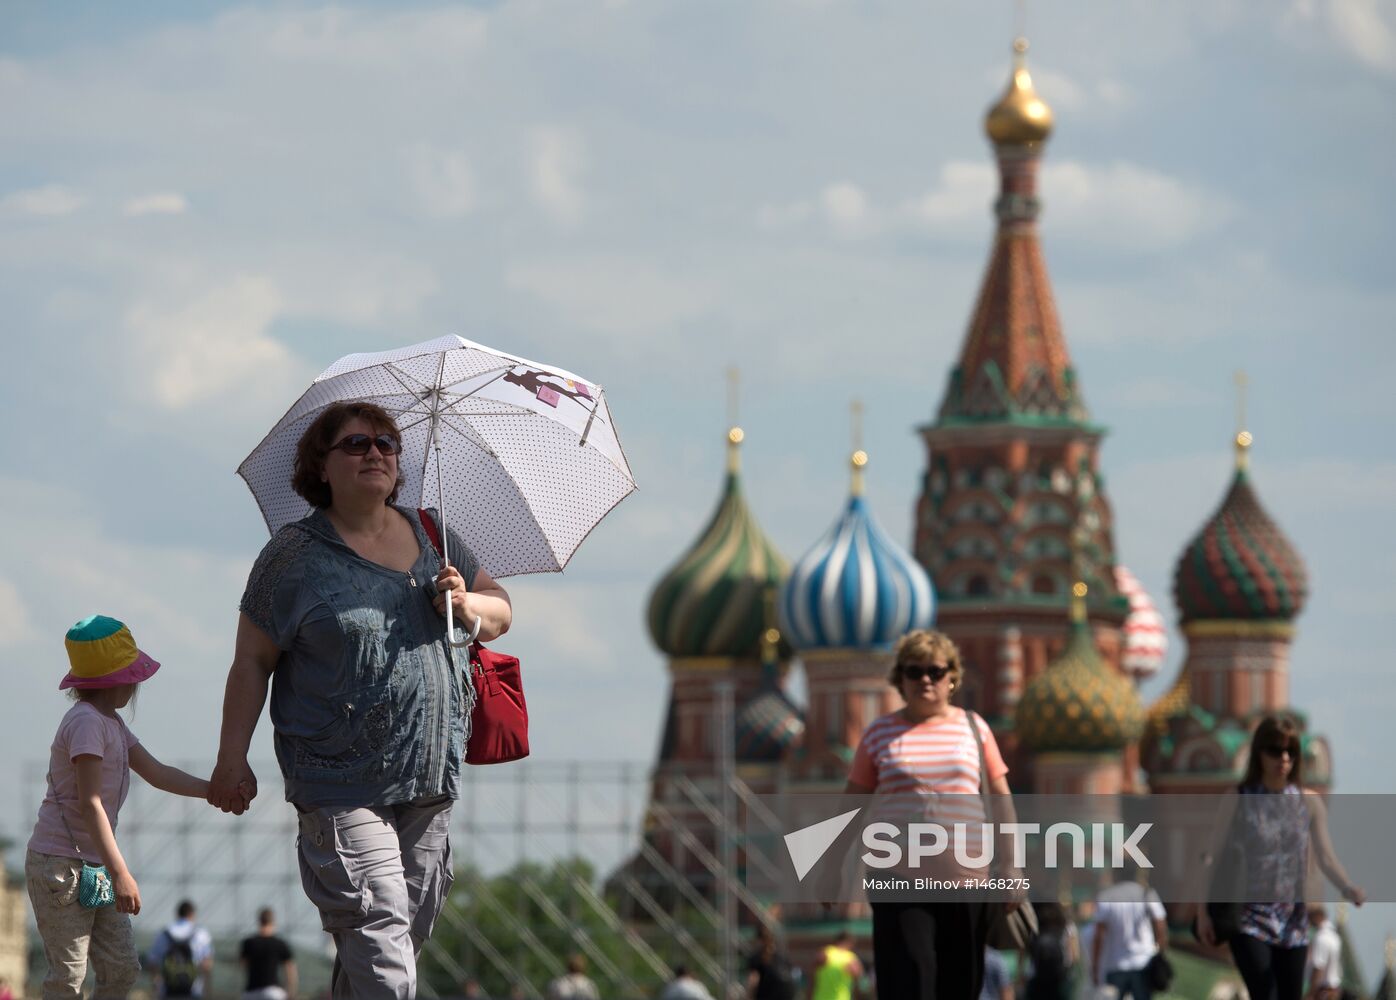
[78,863,115,909]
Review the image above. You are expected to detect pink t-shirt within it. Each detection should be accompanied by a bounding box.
[850,707,1008,794]
[28,702,139,860]
[850,708,1009,867]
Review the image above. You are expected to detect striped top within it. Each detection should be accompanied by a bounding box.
[850,708,1009,867]
[850,707,1008,795]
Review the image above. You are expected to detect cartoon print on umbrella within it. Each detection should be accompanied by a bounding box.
[503,367,598,411]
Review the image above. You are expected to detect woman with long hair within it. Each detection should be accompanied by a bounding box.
[1196,715,1365,1000]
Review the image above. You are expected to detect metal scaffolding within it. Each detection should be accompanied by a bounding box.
[19,757,786,999]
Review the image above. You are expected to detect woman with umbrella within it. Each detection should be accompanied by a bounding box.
[211,336,634,999]
[208,399,512,1000]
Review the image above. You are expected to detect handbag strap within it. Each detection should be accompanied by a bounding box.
[964,708,996,825]
[419,509,484,670]
[418,507,444,559]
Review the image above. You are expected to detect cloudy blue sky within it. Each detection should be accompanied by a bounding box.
[2,0,1394,971]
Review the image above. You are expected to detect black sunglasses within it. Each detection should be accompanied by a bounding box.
[899,663,952,683]
[330,433,401,457]
[1261,743,1298,759]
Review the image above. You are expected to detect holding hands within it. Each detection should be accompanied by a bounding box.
[207,757,258,815]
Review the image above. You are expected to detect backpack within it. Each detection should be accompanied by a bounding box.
[159,933,199,997]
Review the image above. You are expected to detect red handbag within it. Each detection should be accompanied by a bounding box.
[418,510,530,765]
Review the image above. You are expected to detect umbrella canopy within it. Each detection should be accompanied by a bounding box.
[237,335,636,578]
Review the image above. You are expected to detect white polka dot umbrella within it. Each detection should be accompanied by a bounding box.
[237,335,637,596]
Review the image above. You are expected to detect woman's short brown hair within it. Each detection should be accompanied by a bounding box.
[888,630,964,690]
[1242,714,1304,789]
[292,401,404,509]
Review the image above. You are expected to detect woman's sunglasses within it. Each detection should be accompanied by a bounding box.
[1261,743,1298,759]
[330,433,402,456]
[899,664,952,683]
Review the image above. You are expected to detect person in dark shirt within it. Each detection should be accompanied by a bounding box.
[239,908,297,999]
[745,925,798,1000]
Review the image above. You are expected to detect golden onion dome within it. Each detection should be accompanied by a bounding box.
[1015,584,1145,753]
[984,38,1054,147]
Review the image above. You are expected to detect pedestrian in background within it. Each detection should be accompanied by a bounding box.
[240,907,297,999]
[1092,873,1166,1000]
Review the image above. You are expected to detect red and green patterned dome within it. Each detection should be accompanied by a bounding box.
[1172,438,1307,623]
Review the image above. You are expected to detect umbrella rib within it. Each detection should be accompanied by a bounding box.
[383,363,431,398]
[439,412,500,459]
[396,412,434,433]
[453,368,511,401]
[412,353,450,531]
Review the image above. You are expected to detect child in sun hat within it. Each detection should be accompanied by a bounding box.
[26,615,213,999]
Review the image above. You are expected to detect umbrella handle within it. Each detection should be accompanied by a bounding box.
[446,600,482,649]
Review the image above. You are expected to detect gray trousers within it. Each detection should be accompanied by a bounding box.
[26,849,141,999]
[297,796,455,1000]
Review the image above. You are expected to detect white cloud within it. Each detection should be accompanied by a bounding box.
[271,248,439,327]
[406,145,477,217]
[123,192,189,217]
[903,162,995,229]
[783,159,1227,251]
[238,5,488,68]
[1,184,84,217]
[1035,161,1233,249]
[125,275,295,410]
[820,182,870,233]
[506,255,712,337]
[0,577,37,647]
[1286,0,1396,73]
[530,126,587,224]
[1326,0,1396,71]
[1015,68,1134,113]
[906,159,1231,250]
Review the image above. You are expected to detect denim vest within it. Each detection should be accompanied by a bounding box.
[239,507,479,808]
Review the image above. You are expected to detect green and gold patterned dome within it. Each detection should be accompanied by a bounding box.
[646,428,790,659]
[1015,584,1145,753]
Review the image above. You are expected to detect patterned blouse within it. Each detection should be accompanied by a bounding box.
[1236,783,1311,949]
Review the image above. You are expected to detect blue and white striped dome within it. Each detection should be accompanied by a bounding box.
[780,493,936,650]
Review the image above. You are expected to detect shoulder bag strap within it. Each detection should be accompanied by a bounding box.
[47,769,85,860]
[418,508,443,557]
[419,508,485,665]
[964,708,996,825]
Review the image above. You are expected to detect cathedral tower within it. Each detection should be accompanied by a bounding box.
[914,40,1127,762]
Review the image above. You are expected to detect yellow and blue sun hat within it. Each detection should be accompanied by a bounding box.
[60,615,161,690]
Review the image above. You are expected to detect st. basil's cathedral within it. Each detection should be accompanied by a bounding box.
[636,36,1344,989]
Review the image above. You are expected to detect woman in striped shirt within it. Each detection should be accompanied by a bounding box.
[846,630,1012,1000]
